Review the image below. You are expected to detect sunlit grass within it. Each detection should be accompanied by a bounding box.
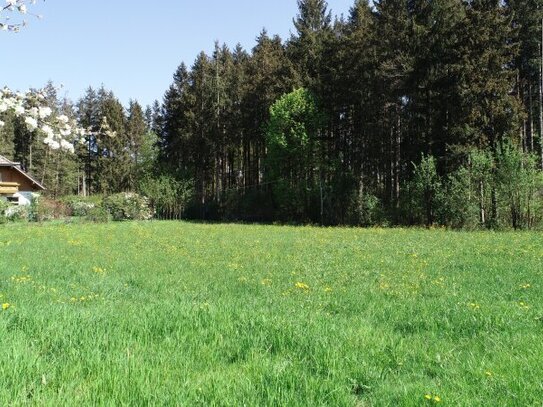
[0,222,542,405]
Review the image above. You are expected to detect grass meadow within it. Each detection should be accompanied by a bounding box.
[0,221,542,406]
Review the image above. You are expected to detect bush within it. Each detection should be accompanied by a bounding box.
[348,191,384,226]
[6,205,29,222]
[60,196,100,217]
[404,155,444,226]
[29,197,70,222]
[138,176,193,220]
[495,144,543,229]
[102,192,153,221]
[0,199,8,224]
[84,206,111,223]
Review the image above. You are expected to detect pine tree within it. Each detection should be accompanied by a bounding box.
[126,100,147,189]
[95,88,129,193]
[289,0,333,89]
[507,0,543,162]
[374,0,414,208]
[77,86,101,195]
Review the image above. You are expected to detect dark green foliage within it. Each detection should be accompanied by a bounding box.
[406,155,444,226]
[495,144,543,228]
[265,88,324,221]
[138,175,194,220]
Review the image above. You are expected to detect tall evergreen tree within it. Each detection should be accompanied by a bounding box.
[126,100,147,189]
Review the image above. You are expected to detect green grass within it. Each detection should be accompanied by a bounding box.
[0,222,542,406]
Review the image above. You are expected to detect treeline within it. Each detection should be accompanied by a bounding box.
[2,0,543,228]
[154,0,543,227]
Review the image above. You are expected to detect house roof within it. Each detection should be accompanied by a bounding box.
[0,155,12,165]
[0,155,46,191]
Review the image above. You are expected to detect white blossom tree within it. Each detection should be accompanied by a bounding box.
[1,1,87,156]
[0,88,82,154]
[1,0,43,32]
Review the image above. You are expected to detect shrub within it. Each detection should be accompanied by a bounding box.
[495,144,543,229]
[348,191,384,227]
[84,206,111,223]
[29,197,70,222]
[405,155,444,226]
[60,196,100,217]
[0,199,8,223]
[138,176,193,220]
[102,192,153,221]
[5,205,29,222]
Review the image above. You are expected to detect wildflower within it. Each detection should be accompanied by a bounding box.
[2,303,10,310]
[520,284,531,289]
[424,394,442,403]
[469,302,480,310]
[295,282,310,290]
[485,371,492,377]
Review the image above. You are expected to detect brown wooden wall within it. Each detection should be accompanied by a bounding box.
[0,167,37,191]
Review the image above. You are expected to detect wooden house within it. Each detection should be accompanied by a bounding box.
[0,155,45,205]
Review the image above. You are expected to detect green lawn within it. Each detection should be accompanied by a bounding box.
[0,222,542,406]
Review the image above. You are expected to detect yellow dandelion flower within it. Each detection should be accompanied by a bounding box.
[433,395,441,402]
[295,282,310,290]
[424,394,433,400]
[485,371,492,377]
[2,303,10,310]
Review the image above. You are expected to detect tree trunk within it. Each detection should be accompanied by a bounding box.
[479,180,486,226]
[539,18,543,169]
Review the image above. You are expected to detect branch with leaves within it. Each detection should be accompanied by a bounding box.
[1,0,43,32]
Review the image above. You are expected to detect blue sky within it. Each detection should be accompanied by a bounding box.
[1,0,357,108]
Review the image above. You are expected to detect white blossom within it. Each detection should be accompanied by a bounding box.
[14,104,24,116]
[60,139,74,153]
[41,123,54,138]
[24,116,38,131]
[38,106,52,119]
[59,126,72,137]
[0,85,84,154]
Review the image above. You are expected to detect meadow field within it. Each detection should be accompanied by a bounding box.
[0,222,541,406]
